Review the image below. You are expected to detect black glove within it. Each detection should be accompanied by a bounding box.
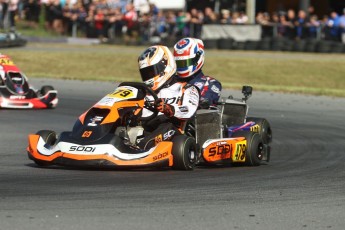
[156,99,175,117]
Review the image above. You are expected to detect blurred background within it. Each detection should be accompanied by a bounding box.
[2,0,345,52]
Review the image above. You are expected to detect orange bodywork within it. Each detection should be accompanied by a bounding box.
[202,137,247,163]
[27,134,173,167]
[79,100,144,125]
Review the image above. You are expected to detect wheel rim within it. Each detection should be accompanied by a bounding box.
[188,147,196,164]
[257,143,264,161]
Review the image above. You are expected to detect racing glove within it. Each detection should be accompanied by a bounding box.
[157,99,175,117]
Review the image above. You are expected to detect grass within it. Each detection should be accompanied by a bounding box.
[5,42,345,97]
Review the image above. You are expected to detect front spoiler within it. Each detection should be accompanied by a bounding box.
[0,91,58,109]
[27,134,173,169]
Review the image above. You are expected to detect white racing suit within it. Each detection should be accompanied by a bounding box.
[138,79,199,150]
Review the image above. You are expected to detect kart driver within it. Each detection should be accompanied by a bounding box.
[137,45,200,150]
[173,37,222,109]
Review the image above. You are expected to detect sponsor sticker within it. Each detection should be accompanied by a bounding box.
[211,85,220,94]
[155,134,162,145]
[0,58,14,66]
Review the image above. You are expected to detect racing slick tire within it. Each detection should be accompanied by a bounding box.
[172,135,197,170]
[32,130,57,166]
[246,117,272,144]
[232,131,264,166]
[40,85,54,96]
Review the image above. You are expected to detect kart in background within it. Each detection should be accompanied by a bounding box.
[187,86,272,166]
[0,54,58,109]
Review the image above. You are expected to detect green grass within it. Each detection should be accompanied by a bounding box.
[5,42,345,97]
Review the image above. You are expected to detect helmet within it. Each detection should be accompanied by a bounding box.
[173,37,205,78]
[138,45,176,91]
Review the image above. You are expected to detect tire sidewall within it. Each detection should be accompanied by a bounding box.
[172,135,197,170]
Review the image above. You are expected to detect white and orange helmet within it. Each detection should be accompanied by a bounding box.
[138,45,176,91]
[173,37,205,78]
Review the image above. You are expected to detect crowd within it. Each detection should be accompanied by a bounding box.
[1,0,345,43]
[256,7,345,42]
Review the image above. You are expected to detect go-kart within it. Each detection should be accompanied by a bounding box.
[0,54,58,109]
[27,82,198,170]
[0,31,27,48]
[188,86,272,166]
[27,82,271,170]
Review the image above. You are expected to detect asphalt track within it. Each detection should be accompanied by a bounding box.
[1,78,345,230]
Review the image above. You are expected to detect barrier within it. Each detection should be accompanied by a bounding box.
[201,24,262,42]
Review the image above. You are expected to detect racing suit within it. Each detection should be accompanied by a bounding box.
[187,70,222,109]
[137,77,200,150]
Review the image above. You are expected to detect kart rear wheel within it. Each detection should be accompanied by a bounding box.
[232,131,264,166]
[172,135,197,170]
[246,117,272,144]
[34,130,57,166]
[40,85,54,96]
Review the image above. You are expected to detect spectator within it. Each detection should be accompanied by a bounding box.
[339,8,345,39]
[23,0,41,29]
[84,3,96,37]
[236,11,248,24]
[50,0,64,34]
[203,7,217,24]
[123,3,138,44]
[295,10,308,39]
[277,14,290,37]
[325,11,340,41]
[107,6,123,38]
[220,9,231,24]
[8,0,18,29]
[133,0,149,16]
[166,11,176,36]
[94,7,106,39]
[175,10,187,38]
[189,8,203,38]
[1,0,9,29]
[285,9,296,39]
[153,10,167,38]
[307,14,320,39]
[138,12,150,42]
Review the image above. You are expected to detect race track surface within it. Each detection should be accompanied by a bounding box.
[1,79,345,230]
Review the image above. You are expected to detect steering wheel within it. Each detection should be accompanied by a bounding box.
[118,82,159,121]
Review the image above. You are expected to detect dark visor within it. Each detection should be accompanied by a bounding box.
[176,58,194,68]
[140,62,166,81]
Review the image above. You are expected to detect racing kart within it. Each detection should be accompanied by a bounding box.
[27,82,198,170]
[27,82,271,170]
[0,54,58,109]
[187,86,272,166]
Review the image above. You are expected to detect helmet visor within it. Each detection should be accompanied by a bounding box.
[140,62,166,82]
[176,58,194,68]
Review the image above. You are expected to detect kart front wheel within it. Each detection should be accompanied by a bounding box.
[40,85,54,96]
[172,135,197,170]
[232,131,264,166]
[33,130,57,166]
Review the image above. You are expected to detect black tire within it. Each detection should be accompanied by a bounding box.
[232,131,264,166]
[172,135,197,170]
[40,85,54,96]
[33,130,57,166]
[246,117,272,144]
[203,39,218,49]
[217,38,234,50]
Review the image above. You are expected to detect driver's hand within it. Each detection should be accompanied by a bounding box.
[157,99,175,117]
